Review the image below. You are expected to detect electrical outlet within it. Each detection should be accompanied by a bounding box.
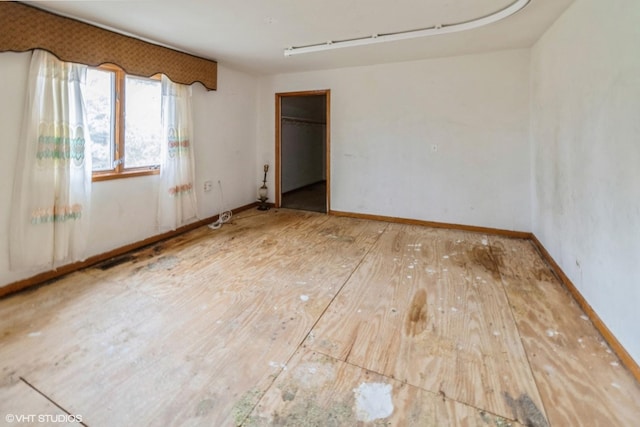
[204,180,213,192]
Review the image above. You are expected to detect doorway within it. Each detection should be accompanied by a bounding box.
[276,90,330,213]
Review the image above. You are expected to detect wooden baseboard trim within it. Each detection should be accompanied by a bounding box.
[329,210,531,239]
[0,202,258,299]
[530,234,640,383]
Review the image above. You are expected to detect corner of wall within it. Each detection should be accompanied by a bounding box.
[526,0,640,366]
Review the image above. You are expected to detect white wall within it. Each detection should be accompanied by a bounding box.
[258,50,531,230]
[531,0,640,363]
[0,53,30,287]
[191,66,259,221]
[0,53,258,288]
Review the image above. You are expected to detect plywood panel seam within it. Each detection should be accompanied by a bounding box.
[307,347,523,425]
[234,374,277,426]
[19,377,88,426]
[300,220,389,348]
[234,217,388,426]
[488,241,552,426]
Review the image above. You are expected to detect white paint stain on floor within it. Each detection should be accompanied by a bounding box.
[268,361,286,369]
[300,295,309,302]
[353,382,394,422]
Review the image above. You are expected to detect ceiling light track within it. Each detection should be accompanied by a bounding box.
[284,0,531,57]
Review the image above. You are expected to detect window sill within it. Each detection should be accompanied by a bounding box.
[92,168,160,182]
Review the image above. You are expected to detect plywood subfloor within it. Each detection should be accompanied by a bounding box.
[0,209,638,426]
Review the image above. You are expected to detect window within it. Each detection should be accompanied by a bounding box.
[84,65,162,180]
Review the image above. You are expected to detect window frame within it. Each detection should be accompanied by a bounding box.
[91,64,162,182]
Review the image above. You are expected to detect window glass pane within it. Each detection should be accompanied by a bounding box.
[85,68,114,171]
[124,76,162,168]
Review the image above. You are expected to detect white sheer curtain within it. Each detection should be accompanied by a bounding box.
[157,75,198,230]
[10,50,92,270]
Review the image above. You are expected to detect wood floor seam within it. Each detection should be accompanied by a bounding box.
[19,377,88,427]
[489,238,552,427]
[295,220,390,356]
[236,214,387,426]
[301,347,523,426]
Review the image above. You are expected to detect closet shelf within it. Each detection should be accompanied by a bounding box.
[281,116,326,125]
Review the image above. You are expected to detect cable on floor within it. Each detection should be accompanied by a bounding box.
[208,180,232,230]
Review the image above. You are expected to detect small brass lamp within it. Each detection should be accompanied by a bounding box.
[257,164,270,210]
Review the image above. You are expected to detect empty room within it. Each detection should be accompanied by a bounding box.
[1,0,639,425]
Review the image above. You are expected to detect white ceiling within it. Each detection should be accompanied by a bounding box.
[28,0,574,75]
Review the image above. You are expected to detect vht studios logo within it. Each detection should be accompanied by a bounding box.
[5,414,83,423]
